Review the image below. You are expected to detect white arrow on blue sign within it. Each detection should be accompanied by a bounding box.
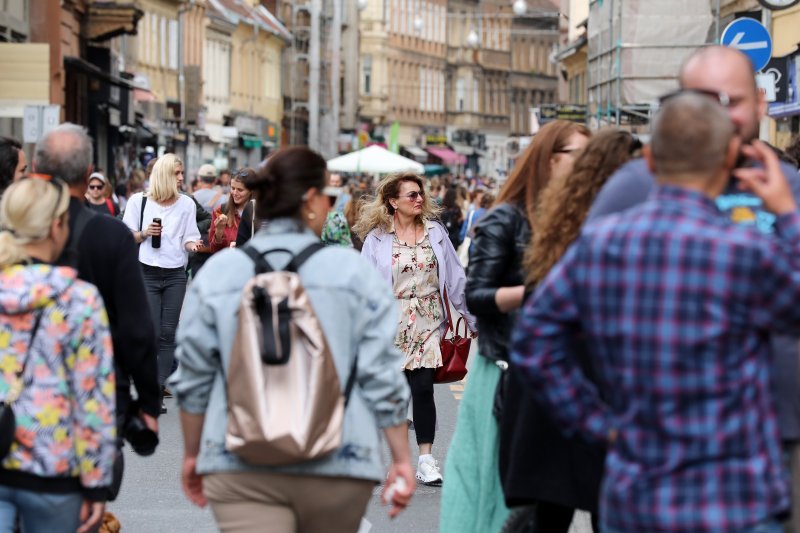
[721,18,773,72]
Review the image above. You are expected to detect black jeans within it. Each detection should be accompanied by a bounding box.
[142,264,187,386]
[405,368,436,445]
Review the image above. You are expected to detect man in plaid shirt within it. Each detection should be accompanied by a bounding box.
[510,93,800,532]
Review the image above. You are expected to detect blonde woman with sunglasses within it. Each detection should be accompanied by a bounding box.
[355,173,477,487]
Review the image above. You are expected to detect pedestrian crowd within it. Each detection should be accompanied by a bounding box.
[1,44,800,533]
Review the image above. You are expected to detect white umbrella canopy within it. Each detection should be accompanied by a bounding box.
[327,145,425,174]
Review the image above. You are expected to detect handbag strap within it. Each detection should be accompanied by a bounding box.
[4,308,45,405]
[456,316,467,337]
[442,288,454,335]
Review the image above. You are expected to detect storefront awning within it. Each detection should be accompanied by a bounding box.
[402,145,428,161]
[426,147,467,166]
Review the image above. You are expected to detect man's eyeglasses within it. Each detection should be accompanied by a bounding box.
[659,88,732,107]
[88,184,104,190]
[401,191,424,201]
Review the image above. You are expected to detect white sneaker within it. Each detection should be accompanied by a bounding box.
[416,456,443,486]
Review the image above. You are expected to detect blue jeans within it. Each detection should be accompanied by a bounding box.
[0,486,82,532]
[142,264,187,386]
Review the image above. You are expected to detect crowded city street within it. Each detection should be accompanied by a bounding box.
[3,0,800,532]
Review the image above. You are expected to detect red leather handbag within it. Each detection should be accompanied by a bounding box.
[435,290,471,384]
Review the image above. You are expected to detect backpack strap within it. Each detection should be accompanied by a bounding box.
[286,243,326,272]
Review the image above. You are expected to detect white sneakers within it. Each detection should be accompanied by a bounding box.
[416,455,443,486]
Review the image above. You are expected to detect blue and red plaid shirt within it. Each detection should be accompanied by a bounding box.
[511,185,800,532]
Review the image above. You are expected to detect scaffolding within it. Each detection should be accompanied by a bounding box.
[586,0,716,127]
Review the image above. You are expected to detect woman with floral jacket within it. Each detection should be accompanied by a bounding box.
[0,177,116,533]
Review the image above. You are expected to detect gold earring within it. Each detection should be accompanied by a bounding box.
[308,212,317,220]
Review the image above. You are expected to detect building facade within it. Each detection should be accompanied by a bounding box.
[202,0,235,170]
[209,0,289,169]
[359,0,449,149]
[509,3,559,137]
[29,0,141,177]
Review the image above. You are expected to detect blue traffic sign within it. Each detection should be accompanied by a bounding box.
[721,18,773,72]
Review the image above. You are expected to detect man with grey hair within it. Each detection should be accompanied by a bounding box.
[589,45,800,531]
[510,93,800,532]
[34,123,159,512]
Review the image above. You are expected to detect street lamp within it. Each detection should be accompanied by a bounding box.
[357,0,367,11]
[413,15,424,33]
[512,0,526,16]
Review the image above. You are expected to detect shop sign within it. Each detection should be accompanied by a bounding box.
[538,104,587,124]
[425,134,448,145]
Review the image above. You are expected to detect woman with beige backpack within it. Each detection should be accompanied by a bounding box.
[171,146,415,532]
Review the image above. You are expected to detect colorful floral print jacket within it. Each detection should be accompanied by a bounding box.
[0,264,116,499]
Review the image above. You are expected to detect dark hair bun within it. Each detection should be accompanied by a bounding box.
[251,147,327,220]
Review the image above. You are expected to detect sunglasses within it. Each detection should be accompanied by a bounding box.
[88,184,104,190]
[659,88,732,107]
[400,191,424,201]
[26,173,67,221]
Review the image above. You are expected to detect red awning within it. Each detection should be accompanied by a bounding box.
[426,147,467,165]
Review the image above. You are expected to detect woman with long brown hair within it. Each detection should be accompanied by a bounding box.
[501,129,641,532]
[355,172,476,487]
[440,120,590,533]
[209,168,254,251]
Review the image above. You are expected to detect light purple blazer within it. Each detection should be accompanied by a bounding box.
[361,220,477,335]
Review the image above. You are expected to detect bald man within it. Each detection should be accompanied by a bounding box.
[588,46,800,531]
[512,93,800,532]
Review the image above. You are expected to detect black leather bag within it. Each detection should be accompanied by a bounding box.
[0,310,44,460]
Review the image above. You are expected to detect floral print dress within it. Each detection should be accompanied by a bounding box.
[392,229,443,370]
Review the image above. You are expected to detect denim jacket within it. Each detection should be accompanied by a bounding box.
[171,218,410,482]
[361,220,477,335]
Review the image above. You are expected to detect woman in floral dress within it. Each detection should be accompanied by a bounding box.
[356,173,476,486]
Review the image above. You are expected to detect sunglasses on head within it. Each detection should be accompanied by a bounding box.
[658,88,732,107]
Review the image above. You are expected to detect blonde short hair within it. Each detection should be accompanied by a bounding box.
[0,177,70,267]
[148,154,182,202]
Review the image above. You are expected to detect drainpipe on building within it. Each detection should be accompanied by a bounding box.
[329,0,342,159]
[760,7,773,142]
[309,0,322,151]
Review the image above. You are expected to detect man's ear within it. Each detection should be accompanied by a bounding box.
[643,144,656,173]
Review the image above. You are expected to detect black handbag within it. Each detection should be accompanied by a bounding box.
[0,310,44,460]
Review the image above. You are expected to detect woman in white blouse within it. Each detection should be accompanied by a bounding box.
[123,154,201,412]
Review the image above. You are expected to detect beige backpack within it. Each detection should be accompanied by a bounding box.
[225,243,357,465]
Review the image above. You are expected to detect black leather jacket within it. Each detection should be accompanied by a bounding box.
[465,202,531,362]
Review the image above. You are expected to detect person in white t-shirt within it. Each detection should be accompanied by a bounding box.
[123,154,201,412]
